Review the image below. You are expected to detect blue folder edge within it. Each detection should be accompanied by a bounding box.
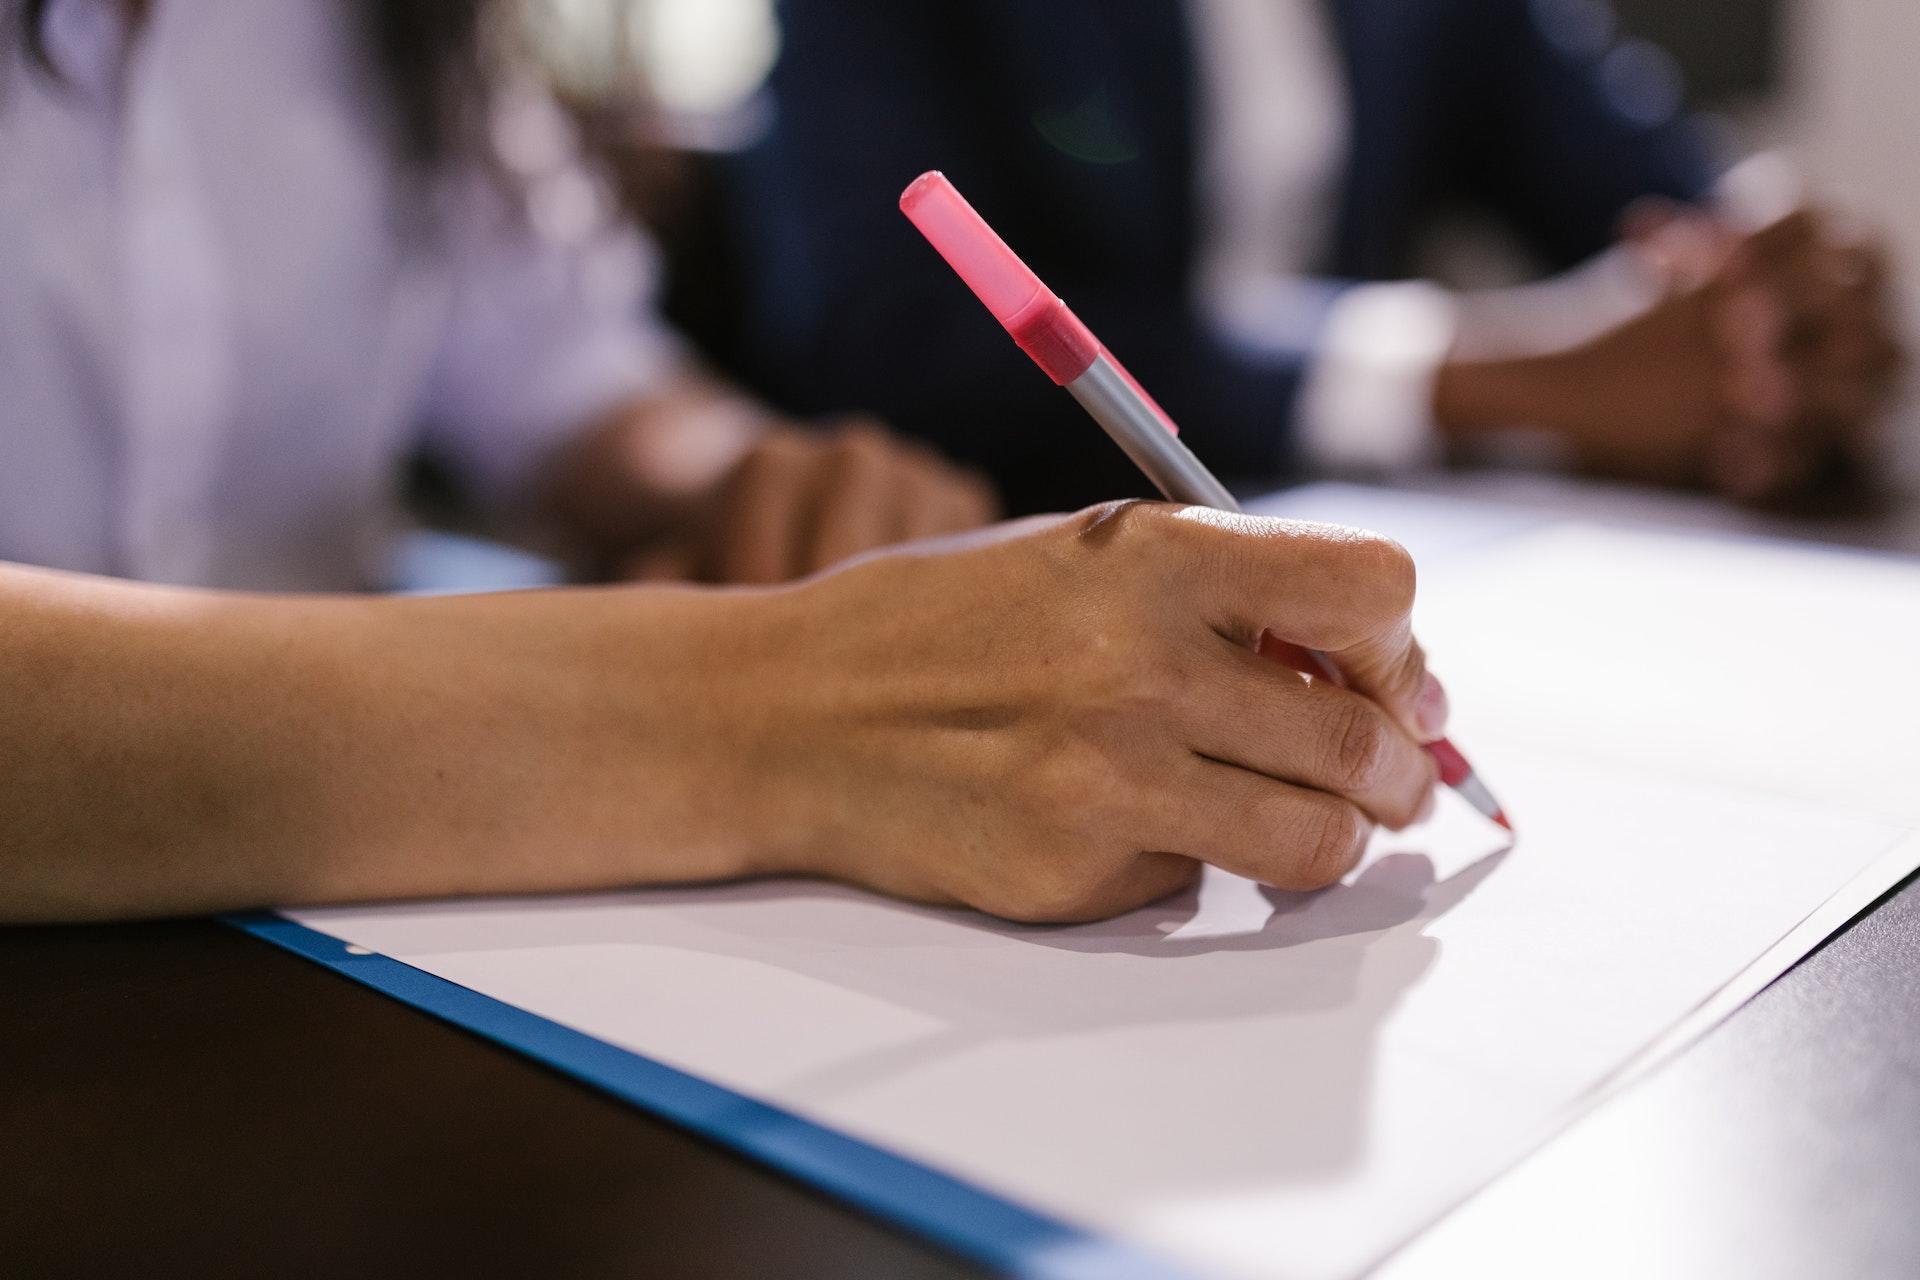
[225,911,1196,1280]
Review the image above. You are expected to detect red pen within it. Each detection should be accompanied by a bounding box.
[901,170,1510,831]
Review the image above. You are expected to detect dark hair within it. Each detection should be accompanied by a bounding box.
[18,0,494,169]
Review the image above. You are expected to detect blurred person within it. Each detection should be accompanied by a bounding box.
[715,0,1904,514]
[1,0,997,593]
[0,0,1453,929]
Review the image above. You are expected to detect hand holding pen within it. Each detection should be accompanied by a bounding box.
[901,171,1509,832]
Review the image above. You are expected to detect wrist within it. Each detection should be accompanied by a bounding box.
[520,584,811,886]
[1432,349,1586,440]
[671,575,886,884]
[304,586,798,900]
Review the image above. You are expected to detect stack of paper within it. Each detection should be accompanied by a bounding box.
[288,490,1920,1280]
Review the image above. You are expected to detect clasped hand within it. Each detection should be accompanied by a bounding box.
[1566,204,1905,501]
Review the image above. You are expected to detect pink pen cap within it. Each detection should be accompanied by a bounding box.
[900,171,1101,386]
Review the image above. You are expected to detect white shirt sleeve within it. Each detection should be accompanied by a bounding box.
[1186,0,1454,474]
[1291,280,1458,472]
[417,80,688,506]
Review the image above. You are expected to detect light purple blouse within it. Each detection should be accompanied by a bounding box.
[0,0,682,588]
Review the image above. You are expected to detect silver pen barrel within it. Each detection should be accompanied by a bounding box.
[1064,354,1243,514]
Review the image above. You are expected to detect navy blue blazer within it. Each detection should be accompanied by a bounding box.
[717,0,1720,512]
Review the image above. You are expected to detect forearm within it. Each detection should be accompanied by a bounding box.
[1432,352,1583,439]
[0,566,779,923]
[0,502,1458,931]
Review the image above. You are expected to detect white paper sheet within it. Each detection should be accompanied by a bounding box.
[290,496,1920,1280]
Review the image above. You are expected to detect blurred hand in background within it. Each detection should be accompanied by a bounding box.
[1437,204,1904,506]
[1703,207,1903,501]
[541,375,1001,584]
[620,417,1002,584]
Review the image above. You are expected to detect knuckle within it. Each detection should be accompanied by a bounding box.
[1324,700,1393,796]
[1292,801,1369,889]
[1356,534,1417,614]
[1072,498,1163,551]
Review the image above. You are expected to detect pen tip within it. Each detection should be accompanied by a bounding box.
[1448,769,1510,834]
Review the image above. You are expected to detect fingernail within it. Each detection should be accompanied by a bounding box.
[1415,675,1450,742]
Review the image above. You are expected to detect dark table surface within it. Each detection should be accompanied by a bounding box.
[6,476,1918,1280]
